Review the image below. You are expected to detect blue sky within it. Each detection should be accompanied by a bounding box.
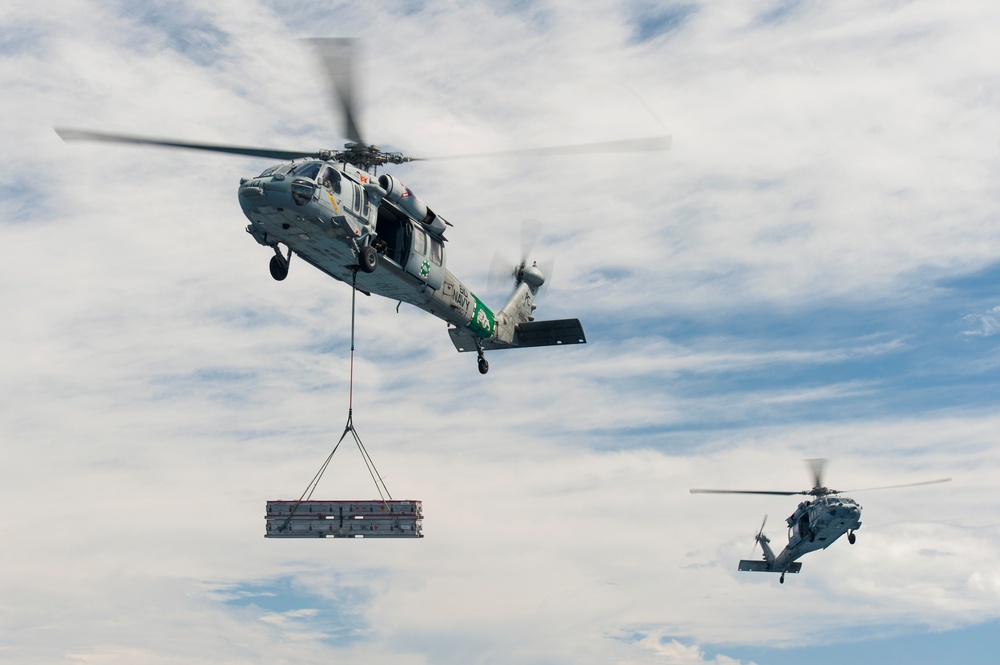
[2,1,1000,664]
[709,619,1000,665]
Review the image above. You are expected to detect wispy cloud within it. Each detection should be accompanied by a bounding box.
[961,305,1000,337]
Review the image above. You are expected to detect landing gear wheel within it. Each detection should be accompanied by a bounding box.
[848,531,856,545]
[475,340,489,375]
[780,573,785,584]
[359,245,378,273]
[269,255,288,281]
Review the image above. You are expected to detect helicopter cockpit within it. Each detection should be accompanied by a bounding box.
[290,161,323,180]
[279,161,351,210]
[257,163,292,178]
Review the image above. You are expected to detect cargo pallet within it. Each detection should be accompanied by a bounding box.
[265,499,423,538]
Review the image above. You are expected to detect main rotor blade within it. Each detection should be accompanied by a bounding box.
[689,489,805,496]
[56,128,318,161]
[412,135,672,161]
[306,38,365,145]
[806,458,827,490]
[838,478,952,493]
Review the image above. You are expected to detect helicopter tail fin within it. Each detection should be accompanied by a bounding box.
[489,263,586,348]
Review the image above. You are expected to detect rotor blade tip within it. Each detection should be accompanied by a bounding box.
[55,127,82,142]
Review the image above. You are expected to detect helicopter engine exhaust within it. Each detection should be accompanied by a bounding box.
[377,174,426,220]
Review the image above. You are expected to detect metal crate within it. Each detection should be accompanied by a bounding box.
[265,500,423,538]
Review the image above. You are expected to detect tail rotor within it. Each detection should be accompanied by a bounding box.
[487,219,549,298]
[752,515,768,555]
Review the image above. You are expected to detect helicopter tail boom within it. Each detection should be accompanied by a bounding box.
[449,259,586,353]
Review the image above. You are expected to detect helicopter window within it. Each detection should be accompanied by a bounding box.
[412,227,426,256]
[352,184,362,212]
[291,162,322,181]
[430,238,443,266]
[319,167,342,194]
[258,165,280,177]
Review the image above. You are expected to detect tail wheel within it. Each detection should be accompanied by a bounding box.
[359,245,378,273]
[478,357,489,375]
[848,531,856,545]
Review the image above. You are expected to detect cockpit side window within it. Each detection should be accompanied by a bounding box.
[319,166,341,194]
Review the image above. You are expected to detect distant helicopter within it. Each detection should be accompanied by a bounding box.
[691,459,950,583]
[56,39,671,374]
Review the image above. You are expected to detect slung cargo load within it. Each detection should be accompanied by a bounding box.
[265,500,423,538]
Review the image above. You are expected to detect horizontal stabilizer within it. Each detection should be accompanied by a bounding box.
[449,319,586,353]
[738,560,802,574]
[449,327,513,352]
[514,319,587,347]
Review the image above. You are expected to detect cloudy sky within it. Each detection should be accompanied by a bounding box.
[3,1,1000,663]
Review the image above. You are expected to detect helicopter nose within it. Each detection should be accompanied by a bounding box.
[240,175,294,209]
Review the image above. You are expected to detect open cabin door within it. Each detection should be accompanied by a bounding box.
[403,222,445,290]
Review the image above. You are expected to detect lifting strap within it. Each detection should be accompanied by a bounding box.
[279,268,393,531]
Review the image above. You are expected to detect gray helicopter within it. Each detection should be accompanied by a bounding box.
[691,459,950,583]
[56,39,671,374]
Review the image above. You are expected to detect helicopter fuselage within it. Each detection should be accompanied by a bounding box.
[769,495,862,570]
[238,159,499,338]
[744,494,862,580]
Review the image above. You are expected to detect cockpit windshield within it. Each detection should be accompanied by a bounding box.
[258,164,292,178]
[290,161,323,180]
